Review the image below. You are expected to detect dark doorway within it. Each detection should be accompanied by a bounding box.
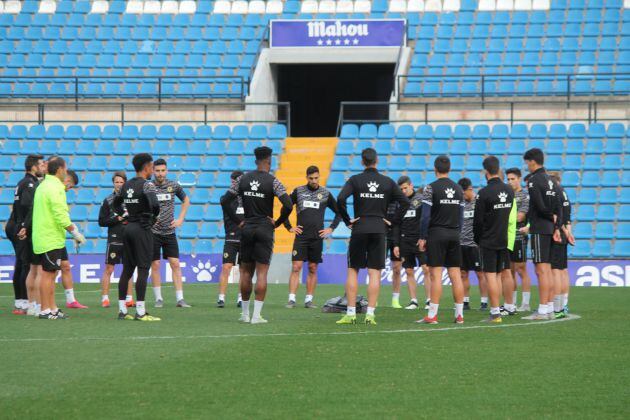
[276,63,395,137]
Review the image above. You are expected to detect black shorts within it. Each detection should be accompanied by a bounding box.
[240,222,274,265]
[348,233,387,270]
[510,237,528,263]
[222,241,240,265]
[292,236,323,263]
[387,238,401,262]
[531,233,552,264]
[13,237,34,266]
[400,236,426,269]
[551,242,568,270]
[106,241,123,265]
[123,223,154,269]
[33,247,68,273]
[152,233,180,261]
[460,245,481,272]
[426,232,461,268]
[479,247,510,273]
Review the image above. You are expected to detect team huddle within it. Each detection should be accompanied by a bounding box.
[4,144,574,324]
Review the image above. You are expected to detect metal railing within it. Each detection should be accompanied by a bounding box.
[336,98,630,135]
[0,101,292,134]
[397,72,630,105]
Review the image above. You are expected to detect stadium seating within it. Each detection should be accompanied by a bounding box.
[327,122,628,257]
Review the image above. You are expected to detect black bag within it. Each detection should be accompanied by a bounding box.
[321,294,369,313]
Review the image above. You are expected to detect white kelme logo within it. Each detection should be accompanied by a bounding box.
[498,191,507,202]
[367,182,379,192]
[250,180,260,191]
[445,188,455,199]
[548,180,554,190]
[126,189,134,198]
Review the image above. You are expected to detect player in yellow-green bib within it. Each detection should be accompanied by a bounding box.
[31,157,86,320]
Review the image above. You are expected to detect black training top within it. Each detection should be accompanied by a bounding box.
[337,168,409,235]
[113,177,160,231]
[473,177,515,250]
[283,184,341,239]
[221,192,243,242]
[9,173,39,235]
[420,177,465,239]
[392,191,423,245]
[526,167,560,235]
[98,191,126,242]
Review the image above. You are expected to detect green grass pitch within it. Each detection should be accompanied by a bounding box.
[0,283,628,419]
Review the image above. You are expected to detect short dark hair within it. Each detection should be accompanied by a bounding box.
[523,148,545,165]
[24,154,44,172]
[154,158,167,167]
[112,171,127,182]
[47,156,66,175]
[397,175,411,186]
[506,167,522,178]
[132,153,153,173]
[67,169,79,186]
[254,146,272,161]
[482,155,500,176]
[306,165,319,176]
[230,170,243,180]
[434,155,450,174]
[361,148,377,166]
[458,177,472,191]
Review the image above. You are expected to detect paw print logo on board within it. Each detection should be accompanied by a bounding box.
[192,260,217,282]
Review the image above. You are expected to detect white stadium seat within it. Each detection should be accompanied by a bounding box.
[91,0,110,13]
[478,0,496,11]
[179,0,197,13]
[301,0,319,13]
[625,0,630,8]
[443,0,461,11]
[496,0,513,10]
[424,0,442,11]
[319,1,337,13]
[354,0,372,12]
[213,0,232,13]
[4,0,21,13]
[144,1,162,13]
[249,0,266,13]
[161,0,179,13]
[231,1,249,14]
[266,0,284,13]
[0,2,4,13]
[389,0,407,12]
[337,0,354,13]
[514,0,532,10]
[126,0,144,13]
[406,0,424,12]
[532,0,549,9]
[39,0,57,14]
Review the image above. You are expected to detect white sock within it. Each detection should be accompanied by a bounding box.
[428,303,439,318]
[29,301,36,310]
[547,301,554,314]
[153,287,162,301]
[562,293,569,307]
[288,293,296,302]
[40,308,51,315]
[252,300,264,319]
[64,288,75,304]
[507,303,516,312]
[392,292,400,300]
[512,291,518,305]
[346,306,356,316]
[305,294,313,303]
[136,301,146,316]
[481,296,488,304]
[237,293,242,302]
[241,300,250,318]
[463,296,470,303]
[522,291,531,305]
[176,290,184,301]
[35,303,41,313]
[553,295,562,312]
[366,306,375,316]
[218,294,225,301]
[455,303,464,318]
[410,298,418,303]
[102,295,109,302]
[491,306,501,315]
[118,300,127,314]
[126,294,133,302]
[538,304,547,315]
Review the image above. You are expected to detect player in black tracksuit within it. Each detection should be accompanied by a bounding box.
[283,165,341,309]
[113,153,161,321]
[418,156,465,324]
[98,171,130,308]
[385,201,404,308]
[473,156,516,322]
[217,170,244,308]
[549,172,574,318]
[391,176,431,310]
[336,148,409,324]
[523,148,562,319]
[221,146,292,324]
[5,154,44,314]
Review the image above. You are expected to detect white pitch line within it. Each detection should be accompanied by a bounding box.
[0,314,581,343]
